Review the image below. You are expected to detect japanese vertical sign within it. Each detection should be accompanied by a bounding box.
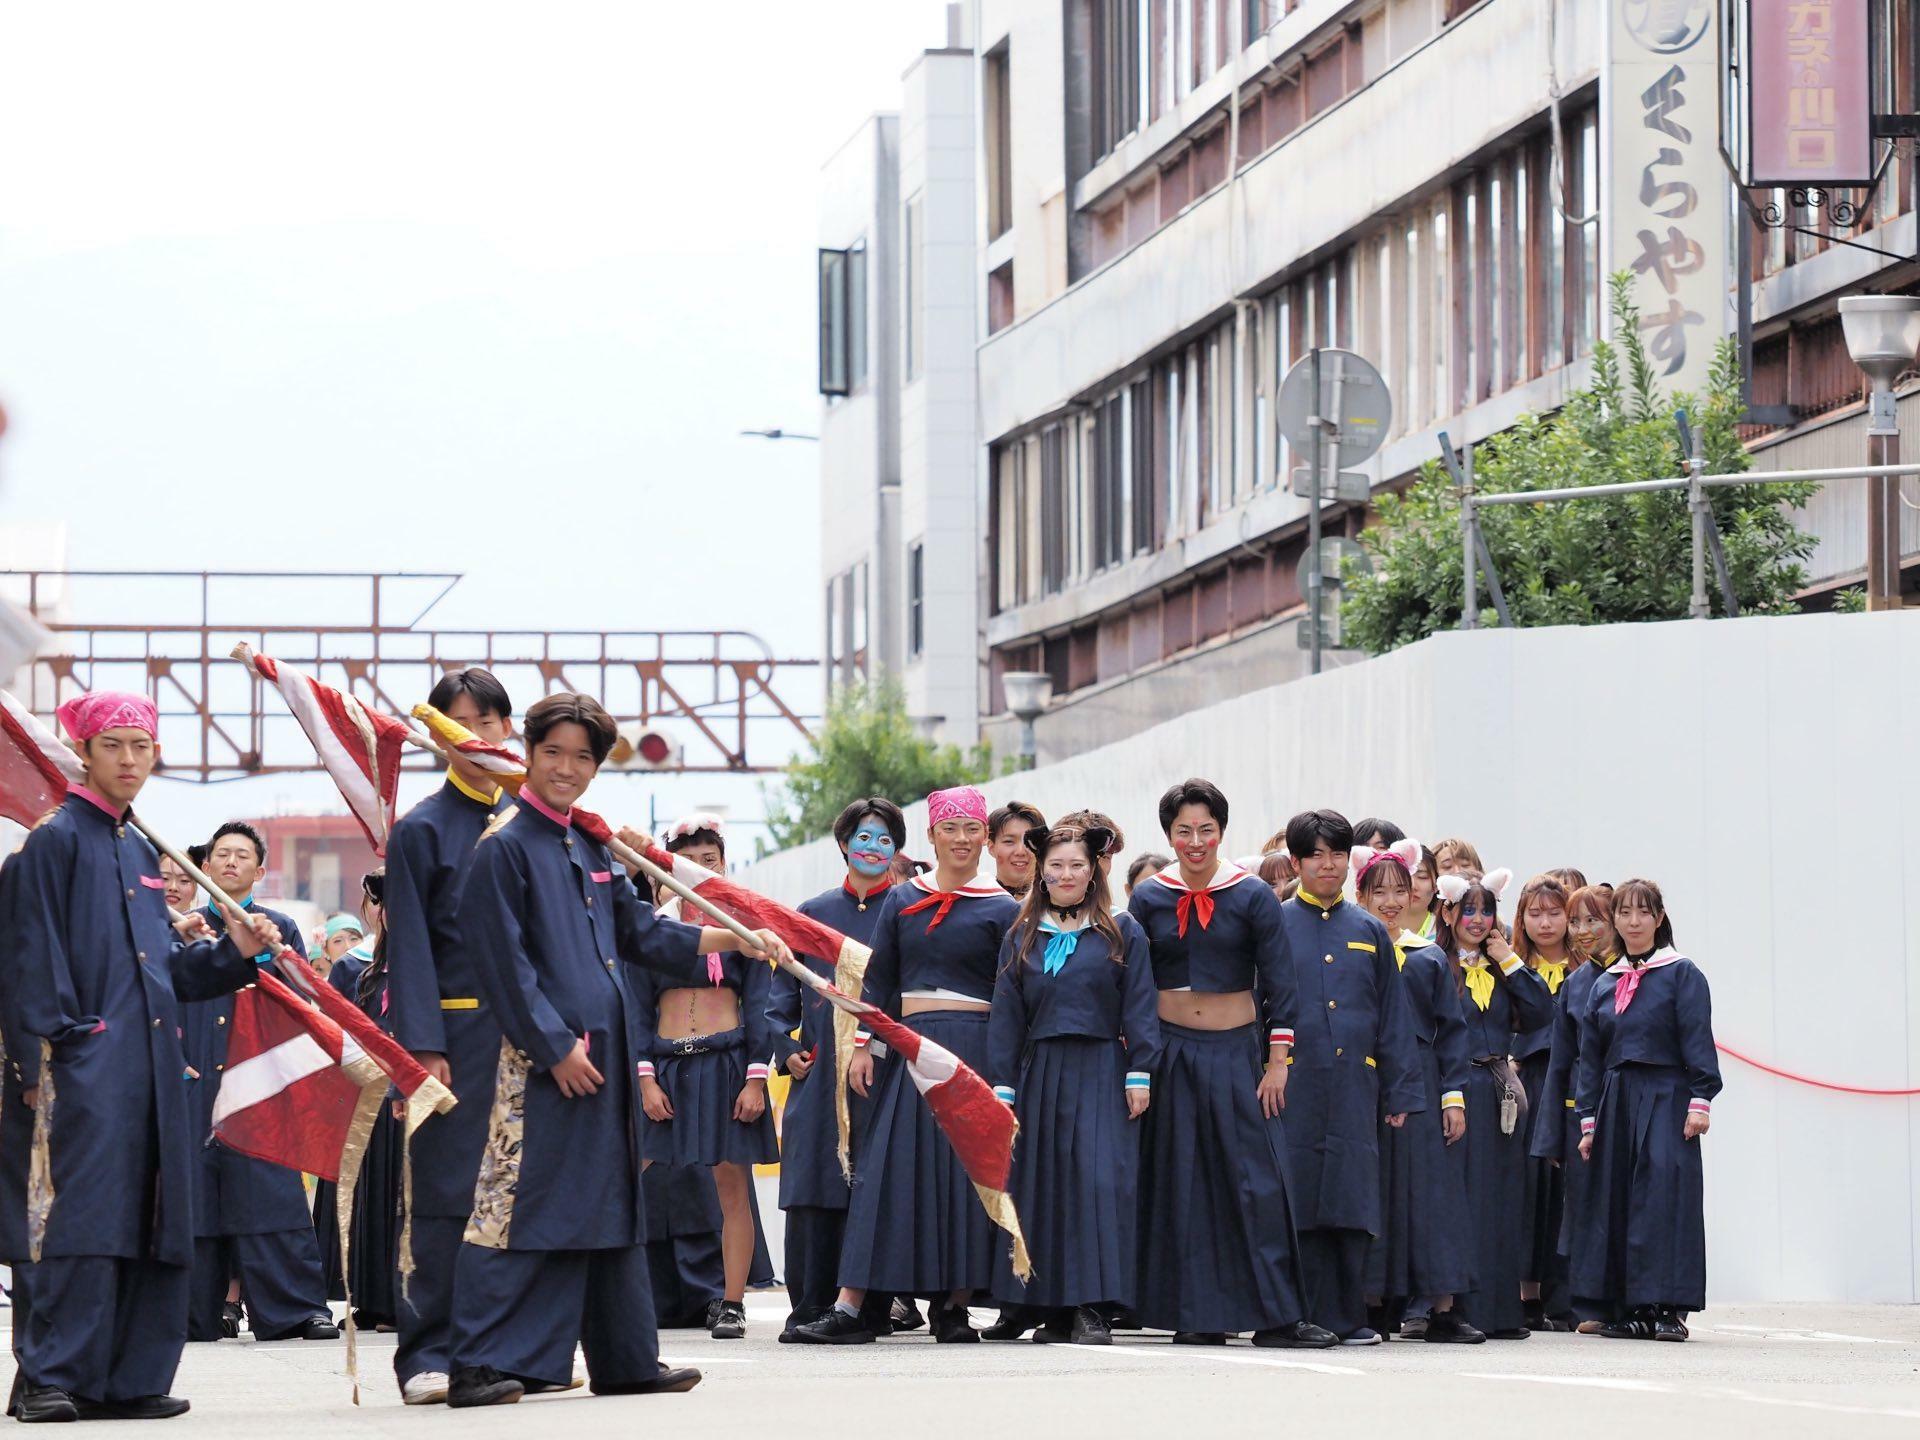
[1749,0,1873,186]
[1603,1,1731,393]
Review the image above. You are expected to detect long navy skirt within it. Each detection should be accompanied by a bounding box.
[837,1011,996,1296]
[1570,1064,1706,1312]
[1518,1052,1566,1297]
[1454,1063,1527,1335]
[1366,1042,1472,1303]
[641,1030,778,1168]
[992,1036,1139,1310]
[1135,1023,1306,1334]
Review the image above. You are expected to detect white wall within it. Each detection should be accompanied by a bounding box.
[742,610,1920,1303]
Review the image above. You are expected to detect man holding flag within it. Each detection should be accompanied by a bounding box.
[380,667,517,1406]
[0,692,285,1422]
[445,693,794,1407]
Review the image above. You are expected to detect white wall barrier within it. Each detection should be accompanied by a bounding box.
[741,611,1920,1303]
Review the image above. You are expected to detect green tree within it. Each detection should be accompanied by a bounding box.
[761,678,993,851]
[1341,275,1819,656]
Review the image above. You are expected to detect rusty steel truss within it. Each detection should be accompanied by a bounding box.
[4,570,818,779]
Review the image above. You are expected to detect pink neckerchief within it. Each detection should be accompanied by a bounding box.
[70,784,125,819]
[517,786,571,827]
[898,870,1009,932]
[1151,860,1252,937]
[1608,945,1684,1014]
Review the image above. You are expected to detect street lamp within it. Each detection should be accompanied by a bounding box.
[1838,295,1920,611]
[1002,671,1053,772]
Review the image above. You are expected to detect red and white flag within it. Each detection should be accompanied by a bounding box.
[232,643,409,855]
[0,689,83,829]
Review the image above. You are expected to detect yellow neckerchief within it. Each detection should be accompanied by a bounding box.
[1532,954,1568,995]
[447,768,502,806]
[1391,941,1407,972]
[1296,887,1341,916]
[1460,954,1495,1011]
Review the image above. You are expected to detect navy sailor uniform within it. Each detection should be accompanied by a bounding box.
[634,941,777,1168]
[834,874,1018,1297]
[182,898,332,1342]
[1571,947,1720,1315]
[987,911,1161,1312]
[1280,890,1423,1337]
[770,879,886,1329]
[1367,932,1474,1312]
[1126,860,1309,1335]
[0,790,262,1403]
[380,771,511,1383]
[447,791,708,1389]
[1529,952,1612,1320]
[1516,957,1570,1312]
[1449,950,1553,1336]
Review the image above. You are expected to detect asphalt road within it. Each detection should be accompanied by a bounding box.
[14,1295,1916,1438]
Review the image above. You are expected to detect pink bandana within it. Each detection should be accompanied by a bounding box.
[56,691,158,742]
[926,785,988,827]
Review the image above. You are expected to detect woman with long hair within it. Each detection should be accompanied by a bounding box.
[1354,842,1481,1342]
[987,822,1160,1345]
[1530,884,1617,1332]
[1510,873,1575,1330]
[1573,880,1719,1341]
[792,786,1021,1345]
[1436,869,1553,1340]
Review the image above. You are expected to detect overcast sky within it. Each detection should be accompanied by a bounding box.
[0,0,952,855]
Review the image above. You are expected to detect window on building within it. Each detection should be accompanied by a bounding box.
[991,442,1030,612]
[988,260,1016,334]
[905,195,925,381]
[824,579,839,690]
[847,243,868,390]
[1130,375,1158,554]
[818,248,851,396]
[1091,392,1127,569]
[1089,2,1140,164]
[850,561,868,670]
[907,542,925,659]
[985,45,1014,240]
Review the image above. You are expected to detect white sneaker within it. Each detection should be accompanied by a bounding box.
[402,1371,450,1406]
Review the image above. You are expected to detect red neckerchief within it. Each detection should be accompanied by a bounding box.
[900,889,959,931]
[1153,861,1250,938]
[1611,946,1683,1014]
[1176,889,1215,938]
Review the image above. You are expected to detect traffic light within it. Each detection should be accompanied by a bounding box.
[611,722,681,770]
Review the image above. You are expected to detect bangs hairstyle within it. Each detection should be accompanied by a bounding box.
[427,666,513,723]
[208,820,266,866]
[1548,866,1589,892]
[523,692,617,765]
[1434,878,1500,991]
[1353,817,1406,848]
[1258,850,1298,889]
[1006,826,1125,971]
[1511,874,1571,967]
[1285,808,1354,859]
[1124,852,1169,891]
[1355,848,1413,899]
[988,801,1047,840]
[1158,778,1228,835]
[832,797,907,853]
[1565,884,1618,960]
[1610,877,1676,949]
[666,827,725,861]
[1433,836,1484,873]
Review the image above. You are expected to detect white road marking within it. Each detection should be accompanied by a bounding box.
[1072,1343,1364,1377]
[1693,1385,1920,1421]
[1458,1373,1672,1393]
[1709,1325,1902,1345]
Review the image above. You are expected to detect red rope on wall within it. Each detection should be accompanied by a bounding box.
[1717,1043,1920,1097]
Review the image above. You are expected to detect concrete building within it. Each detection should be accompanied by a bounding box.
[817,16,982,742]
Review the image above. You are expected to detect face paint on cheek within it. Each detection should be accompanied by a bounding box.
[848,829,895,877]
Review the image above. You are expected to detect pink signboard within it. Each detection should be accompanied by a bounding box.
[1748,0,1874,185]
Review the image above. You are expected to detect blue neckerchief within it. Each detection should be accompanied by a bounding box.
[1037,919,1083,976]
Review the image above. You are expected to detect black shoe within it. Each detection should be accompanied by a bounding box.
[1171,1331,1227,1345]
[590,1364,702,1397]
[1422,1310,1486,1344]
[1652,1306,1689,1342]
[709,1301,746,1340]
[1105,1304,1142,1331]
[980,1306,1033,1341]
[219,1300,243,1340]
[1487,1326,1532,1340]
[1399,1315,1429,1340]
[931,1304,978,1343]
[788,1309,877,1345]
[447,1366,524,1408]
[1522,1296,1547,1331]
[72,1395,191,1421]
[1029,1311,1070,1344]
[1068,1307,1111,1346]
[1252,1320,1339,1349]
[15,1384,77,1423]
[889,1297,925,1332]
[703,1298,725,1331]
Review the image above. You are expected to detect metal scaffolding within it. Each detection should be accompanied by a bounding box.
[3,570,818,779]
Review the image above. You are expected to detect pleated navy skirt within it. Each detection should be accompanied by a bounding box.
[1366,1042,1473,1302]
[1454,1062,1528,1335]
[1135,1022,1305,1334]
[992,1036,1139,1311]
[1570,1064,1706,1312]
[641,1030,778,1168]
[1518,1051,1566,1291]
[836,1010,997,1296]
[778,1055,869,1212]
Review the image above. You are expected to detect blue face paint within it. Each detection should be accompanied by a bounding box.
[848,821,897,878]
